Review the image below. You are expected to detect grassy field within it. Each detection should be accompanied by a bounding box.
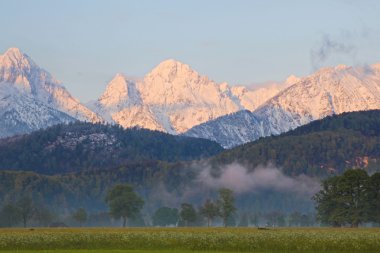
[0,227,379,253]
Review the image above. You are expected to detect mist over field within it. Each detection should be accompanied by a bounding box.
[199,163,320,196]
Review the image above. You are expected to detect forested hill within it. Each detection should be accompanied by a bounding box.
[212,110,380,177]
[0,122,223,174]
[283,110,380,137]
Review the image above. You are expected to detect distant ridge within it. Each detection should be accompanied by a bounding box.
[211,110,380,176]
[0,121,223,174]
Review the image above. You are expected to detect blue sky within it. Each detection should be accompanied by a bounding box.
[1,0,380,101]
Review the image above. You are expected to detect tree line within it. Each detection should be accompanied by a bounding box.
[3,168,379,228]
[0,196,88,228]
[0,167,316,220]
[106,185,236,227]
[0,185,316,228]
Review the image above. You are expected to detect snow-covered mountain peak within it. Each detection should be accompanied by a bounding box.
[252,63,380,137]
[113,72,126,79]
[335,64,348,71]
[98,73,139,107]
[0,48,102,126]
[5,47,22,54]
[102,73,128,94]
[3,47,23,57]
[95,59,284,134]
[0,47,46,93]
[145,59,200,83]
[151,59,190,72]
[285,75,301,85]
[314,64,352,77]
[107,73,128,90]
[0,47,37,70]
[138,59,219,108]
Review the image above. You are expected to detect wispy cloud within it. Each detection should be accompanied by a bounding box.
[198,163,320,197]
[310,32,357,71]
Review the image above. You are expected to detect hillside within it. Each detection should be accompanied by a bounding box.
[211,110,380,177]
[0,122,223,174]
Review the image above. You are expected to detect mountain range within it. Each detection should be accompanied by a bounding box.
[184,64,380,147]
[1,47,380,148]
[88,59,292,134]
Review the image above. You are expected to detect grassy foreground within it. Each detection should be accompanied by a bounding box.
[0,227,379,253]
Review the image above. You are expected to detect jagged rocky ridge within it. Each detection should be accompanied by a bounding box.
[89,60,290,134]
[184,64,380,148]
[2,48,380,148]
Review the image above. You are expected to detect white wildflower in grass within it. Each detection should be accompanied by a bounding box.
[0,227,379,252]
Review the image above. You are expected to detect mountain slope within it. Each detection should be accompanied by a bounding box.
[0,84,76,137]
[184,110,272,148]
[91,60,286,134]
[255,64,380,135]
[0,122,223,174]
[0,48,101,137]
[185,64,380,147]
[211,110,380,177]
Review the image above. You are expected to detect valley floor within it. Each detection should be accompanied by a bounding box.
[0,227,379,253]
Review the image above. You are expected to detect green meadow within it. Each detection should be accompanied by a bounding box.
[0,227,379,253]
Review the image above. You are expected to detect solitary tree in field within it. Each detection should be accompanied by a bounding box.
[73,207,88,227]
[105,184,144,227]
[17,196,34,228]
[180,203,197,227]
[314,169,372,227]
[200,199,219,227]
[217,188,236,227]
